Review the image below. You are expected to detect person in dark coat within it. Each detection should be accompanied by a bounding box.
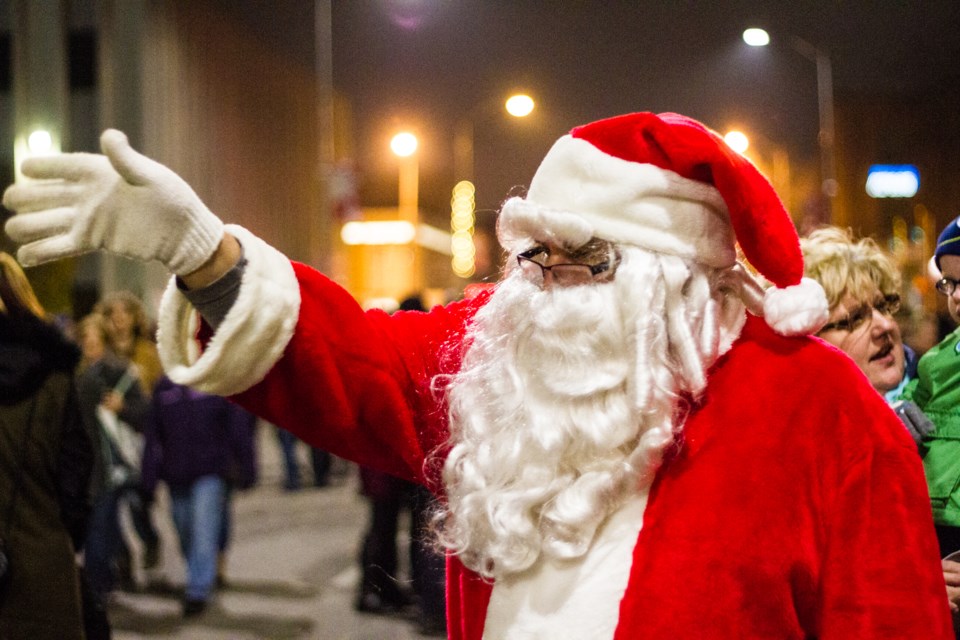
[140,376,257,617]
[75,312,149,607]
[0,252,93,639]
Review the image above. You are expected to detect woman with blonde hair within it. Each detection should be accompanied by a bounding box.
[94,291,162,394]
[801,226,909,398]
[0,252,93,639]
[90,291,161,591]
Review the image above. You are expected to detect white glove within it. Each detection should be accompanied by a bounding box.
[3,129,224,275]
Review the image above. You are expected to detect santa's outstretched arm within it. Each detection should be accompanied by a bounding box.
[3,130,470,487]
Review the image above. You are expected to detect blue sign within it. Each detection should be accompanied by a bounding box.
[866,165,920,198]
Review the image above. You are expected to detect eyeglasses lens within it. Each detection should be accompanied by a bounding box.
[937,278,958,296]
[821,293,901,333]
[517,253,606,285]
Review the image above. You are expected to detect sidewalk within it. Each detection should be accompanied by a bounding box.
[109,422,426,640]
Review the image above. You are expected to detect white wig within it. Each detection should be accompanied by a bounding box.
[436,245,746,579]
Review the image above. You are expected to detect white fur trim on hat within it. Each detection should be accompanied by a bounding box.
[157,224,301,396]
[499,135,736,268]
[762,277,829,336]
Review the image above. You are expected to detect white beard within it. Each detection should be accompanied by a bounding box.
[438,247,747,579]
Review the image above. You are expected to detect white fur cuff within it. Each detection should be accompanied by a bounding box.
[157,224,301,396]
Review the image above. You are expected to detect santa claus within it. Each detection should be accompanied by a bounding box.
[3,112,952,638]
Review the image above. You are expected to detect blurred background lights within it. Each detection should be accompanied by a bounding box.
[380,0,441,31]
[450,180,476,278]
[742,27,770,46]
[505,94,535,118]
[341,220,416,245]
[390,131,418,157]
[27,129,53,155]
[723,130,750,154]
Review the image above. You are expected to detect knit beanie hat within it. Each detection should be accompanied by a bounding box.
[497,111,828,336]
[935,215,960,269]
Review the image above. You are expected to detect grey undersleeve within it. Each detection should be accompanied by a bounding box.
[177,250,247,331]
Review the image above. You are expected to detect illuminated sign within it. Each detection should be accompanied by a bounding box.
[865,165,920,198]
[341,221,416,245]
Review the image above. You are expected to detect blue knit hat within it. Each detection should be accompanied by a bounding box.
[935,215,960,269]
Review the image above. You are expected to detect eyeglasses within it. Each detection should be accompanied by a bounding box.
[516,246,617,286]
[818,293,901,334]
[936,276,960,296]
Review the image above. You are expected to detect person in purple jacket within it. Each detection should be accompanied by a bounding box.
[140,376,257,617]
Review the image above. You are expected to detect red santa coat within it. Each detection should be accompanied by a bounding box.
[159,247,952,639]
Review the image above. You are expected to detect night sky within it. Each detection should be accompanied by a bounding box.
[328,1,960,225]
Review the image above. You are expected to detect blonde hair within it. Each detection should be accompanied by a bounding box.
[75,313,110,345]
[95,290,151,339]
[0,252,46,319]
[800,226,900,310]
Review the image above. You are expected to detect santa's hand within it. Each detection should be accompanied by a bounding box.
[3,129,224,276]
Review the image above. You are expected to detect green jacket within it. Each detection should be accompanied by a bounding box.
[903,327,960,527]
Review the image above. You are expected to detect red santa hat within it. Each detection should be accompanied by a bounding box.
[498,111,828,336]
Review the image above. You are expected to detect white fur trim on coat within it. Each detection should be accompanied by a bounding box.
[157,224,301,396]
[498,135,736,268]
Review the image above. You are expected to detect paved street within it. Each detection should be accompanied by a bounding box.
[109,423,428,640]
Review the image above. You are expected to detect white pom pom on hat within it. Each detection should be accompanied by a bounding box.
[497,111,828,336]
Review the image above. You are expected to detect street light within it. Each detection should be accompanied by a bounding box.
[743,27,836,216]
[391,131,419,226]
[453,92,536,184]
[451,93,536,280]
[504,94,535,119]
[724,128,792,211]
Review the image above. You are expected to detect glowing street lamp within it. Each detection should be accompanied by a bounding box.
[452,93,536,280]
[390,131,418,157]
[391,131,419,225]
[27,129,54,155]
[743,27,836,215]
[723,130,750,154]
[504,94,535,118]
[742,28,770,47]
[454,92,536,183]
[724,128,792,209]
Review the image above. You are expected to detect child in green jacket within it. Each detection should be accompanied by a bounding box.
[901,215,960,614]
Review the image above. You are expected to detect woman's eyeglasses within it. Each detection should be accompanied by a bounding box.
[818,293,901,334]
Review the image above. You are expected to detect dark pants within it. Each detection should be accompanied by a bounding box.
[85,490,124,597]
[410,485,446,630]
[276,428,332,489]
[116,488,159,579]
[86,486,158,597]
[358,490,409,605]
[311,448,331,486]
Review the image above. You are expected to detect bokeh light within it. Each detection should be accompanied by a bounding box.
[390,132,418,157]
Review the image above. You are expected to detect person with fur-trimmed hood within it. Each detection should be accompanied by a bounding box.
[3,111,953,638]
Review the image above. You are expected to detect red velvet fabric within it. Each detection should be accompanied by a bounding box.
[232,263,951,639]
[610,317,952,639]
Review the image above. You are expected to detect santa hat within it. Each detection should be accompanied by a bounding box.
[498,111,828,336]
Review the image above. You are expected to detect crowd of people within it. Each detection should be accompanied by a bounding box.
[2,110,960,638]
[0,260,444,637]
